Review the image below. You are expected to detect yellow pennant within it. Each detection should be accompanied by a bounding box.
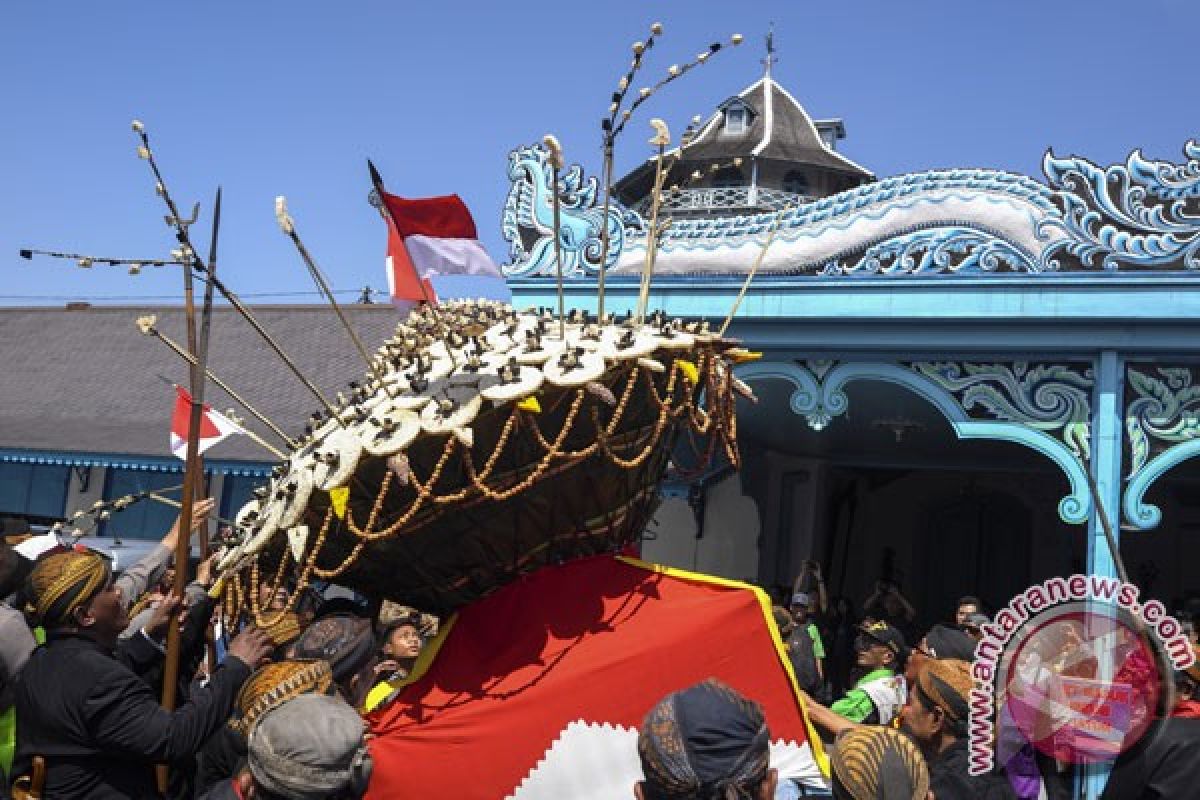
[329,486,350,519]
[517,396,542,413]
[727,348,763,364]
[676,359,699,385]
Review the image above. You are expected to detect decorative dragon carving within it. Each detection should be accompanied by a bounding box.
[502,140,1200,278]
[502,144,642,278]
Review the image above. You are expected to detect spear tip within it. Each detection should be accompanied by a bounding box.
[366,159,384,189]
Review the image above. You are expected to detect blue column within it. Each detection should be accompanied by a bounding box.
[1087,350,1123,579]
[1082,349,1124,800]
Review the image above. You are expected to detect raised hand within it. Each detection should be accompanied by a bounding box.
[226,626,273,668]
[144,592,183,643]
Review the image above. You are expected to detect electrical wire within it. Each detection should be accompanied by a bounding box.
[0,288,382,302]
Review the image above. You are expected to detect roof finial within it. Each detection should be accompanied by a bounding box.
[763,23,777,78]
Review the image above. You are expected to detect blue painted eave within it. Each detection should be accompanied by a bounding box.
[508,273,1200,322]
[0,448,272,477]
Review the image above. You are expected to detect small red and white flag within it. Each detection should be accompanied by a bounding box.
[169,386,242,460]
[373,175,508,303]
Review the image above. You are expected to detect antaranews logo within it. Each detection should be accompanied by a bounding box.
[968,575,1195,776]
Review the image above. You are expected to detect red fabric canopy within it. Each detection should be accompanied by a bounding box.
[365,555,823,799]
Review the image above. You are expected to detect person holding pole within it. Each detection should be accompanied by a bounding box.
[116,497,216,614]
[10,549,272,799]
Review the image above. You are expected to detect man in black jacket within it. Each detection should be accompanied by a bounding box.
[11,549,271,799]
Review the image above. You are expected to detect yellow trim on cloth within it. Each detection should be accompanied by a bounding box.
[363,613,459,714]
[616,556,830,778]
[363,556,830,781]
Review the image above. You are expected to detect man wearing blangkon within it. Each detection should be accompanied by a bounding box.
[11,549,271,799]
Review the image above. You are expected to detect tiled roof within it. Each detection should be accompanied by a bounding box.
[615,75,872,203]
[0,304,401,463]
[688,79,868,172]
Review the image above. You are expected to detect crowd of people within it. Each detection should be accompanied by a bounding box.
[2,504,1199,799]
[769,569,1200,800]
[0,502,433,800]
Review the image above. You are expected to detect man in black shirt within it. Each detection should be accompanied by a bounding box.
[1100,650,1200,800]
[900,658,1016,800]
[12,549,271,799]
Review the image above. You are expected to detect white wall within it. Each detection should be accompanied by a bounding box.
[641,475,762,584]
[694,475,761,582]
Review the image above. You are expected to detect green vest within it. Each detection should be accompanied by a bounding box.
[1,628,41,779]
[0,704,14,779]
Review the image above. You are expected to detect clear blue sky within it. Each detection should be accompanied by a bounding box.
[2,0,1195,305]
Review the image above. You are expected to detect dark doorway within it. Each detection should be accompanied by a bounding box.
[922,486,1034,622]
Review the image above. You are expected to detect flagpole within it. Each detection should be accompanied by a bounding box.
[156,187,219,793]
[366,160,460,366]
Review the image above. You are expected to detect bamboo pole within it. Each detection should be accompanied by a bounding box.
[133,122,338,419]
[635,120,670,324]
[275,196,394,397]
[146,492,235,528]
[596,143,615,321]
[137,317,294,451]
[719,204,792,337]
[543,136,567,340]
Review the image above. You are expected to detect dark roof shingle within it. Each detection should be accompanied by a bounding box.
[615,76,872,203]
[0,304,401,463]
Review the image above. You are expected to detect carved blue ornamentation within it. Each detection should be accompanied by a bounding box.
[1122,365,1200,529]
[502,144,642,278]
[736,360,1094,524]
[648,171,1057,252]
[910,362,1093,460]
[821,226,1038,275]
[1041,141,1200,271]
[502,139,1200,278]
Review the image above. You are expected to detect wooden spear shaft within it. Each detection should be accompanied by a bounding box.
[1081,460,1130,587]
[193,223,219,565]
[157,188,220,792]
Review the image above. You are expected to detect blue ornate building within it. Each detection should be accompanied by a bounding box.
[502,67,1200,640]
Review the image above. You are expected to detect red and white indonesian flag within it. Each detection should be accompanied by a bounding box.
[378,188,506,303]
[169,386,241,460]
[365,555,827,799]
